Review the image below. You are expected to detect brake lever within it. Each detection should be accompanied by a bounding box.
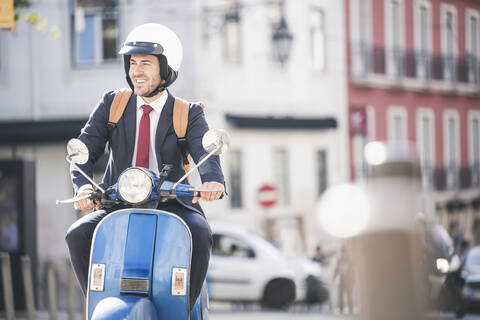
[190,188,224,198]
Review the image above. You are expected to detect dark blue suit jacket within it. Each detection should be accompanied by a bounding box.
[70,89,224,215]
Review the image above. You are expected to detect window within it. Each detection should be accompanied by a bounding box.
[72,0,119,66]
[469,111,480,186]
[466,10,480,84]
[273,149,289,206]
[414,0,432,80]
[441,4,457,82]
[317,150,327,195]
[223,0,241,63]
[416,108,435,188]
[387,107,407,141]
[212,234,255,258]
[229,150,243,209]
[350,0,371,76]
[443,110,460,189]
[385,0,404,78]
[310,8,325,71]
[353,105,375,181]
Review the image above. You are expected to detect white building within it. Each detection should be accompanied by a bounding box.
[0,0,347,307]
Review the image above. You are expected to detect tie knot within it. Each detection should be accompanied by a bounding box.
[141,105,153,115]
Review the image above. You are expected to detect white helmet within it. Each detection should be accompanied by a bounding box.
[118,23,183,95]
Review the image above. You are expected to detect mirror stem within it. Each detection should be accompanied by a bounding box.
[67,156,106,193]
[172,146,220,191]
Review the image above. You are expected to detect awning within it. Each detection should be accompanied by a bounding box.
[225,114,337,130]
[0,119,88,145]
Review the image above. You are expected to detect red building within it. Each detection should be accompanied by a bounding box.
[346,0,480,241]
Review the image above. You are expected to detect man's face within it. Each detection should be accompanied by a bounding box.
[129,54,163,97]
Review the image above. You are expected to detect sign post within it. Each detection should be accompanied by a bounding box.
[258,184,278,243]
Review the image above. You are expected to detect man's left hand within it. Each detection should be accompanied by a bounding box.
[192,181,225,204]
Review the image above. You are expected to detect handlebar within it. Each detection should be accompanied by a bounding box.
[55,193,91,205]
[189,188,224,197]
[56,184,224,206]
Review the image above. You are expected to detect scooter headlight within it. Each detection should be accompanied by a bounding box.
[118,168,153,204]
[436,258,450,274]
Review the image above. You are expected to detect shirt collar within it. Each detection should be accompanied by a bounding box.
[136,90,168,114]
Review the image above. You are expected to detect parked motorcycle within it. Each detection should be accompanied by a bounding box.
[56,129,230,320]
[423,223,465,316]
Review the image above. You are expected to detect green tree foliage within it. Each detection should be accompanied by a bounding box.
[13,0,60,39]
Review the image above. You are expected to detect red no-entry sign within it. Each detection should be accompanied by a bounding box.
[258,184,278,208]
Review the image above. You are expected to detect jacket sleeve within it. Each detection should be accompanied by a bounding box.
[186,104,225,185]
[70,91,113,194]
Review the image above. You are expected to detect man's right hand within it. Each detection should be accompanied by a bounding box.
[74,188,95,210]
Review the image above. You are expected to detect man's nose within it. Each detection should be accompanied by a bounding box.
[131,65,143,75]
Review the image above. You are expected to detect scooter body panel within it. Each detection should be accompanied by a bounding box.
[87,208,192,319]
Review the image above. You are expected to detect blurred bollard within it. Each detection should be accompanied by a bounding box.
[67,260,76,320]
[1,252,15,320]
[47,261,58,320]
[353,141,427,320]
[21,255,36,320]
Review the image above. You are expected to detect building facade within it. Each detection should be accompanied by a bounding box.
[346,0,480,242]
[0,0,347,306]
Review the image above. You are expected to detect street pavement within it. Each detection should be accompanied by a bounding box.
[3,310,480,319]
[208,311,480,320]
[206,302,480,320]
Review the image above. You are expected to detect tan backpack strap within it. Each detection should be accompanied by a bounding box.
[173,98,207,175]
[173,97,190,138]
[109,88,133,124]
[173,97,191,174]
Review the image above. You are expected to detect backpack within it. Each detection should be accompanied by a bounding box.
[107,88,204,173]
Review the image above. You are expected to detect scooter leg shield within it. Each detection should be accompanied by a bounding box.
[91,296,158,320]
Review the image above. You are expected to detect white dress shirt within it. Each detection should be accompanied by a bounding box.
[131,92,168,174]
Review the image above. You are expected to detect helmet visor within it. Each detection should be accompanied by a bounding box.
[118,42,164,55]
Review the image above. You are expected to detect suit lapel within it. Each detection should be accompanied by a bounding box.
[124,93,137,165]
[154,90,174,166]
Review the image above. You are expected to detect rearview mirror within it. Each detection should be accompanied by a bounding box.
[66,138,89,165]
[202,129,230,155]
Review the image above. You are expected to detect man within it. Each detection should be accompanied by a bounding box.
[65,23,224,309]
[333,244,355,314]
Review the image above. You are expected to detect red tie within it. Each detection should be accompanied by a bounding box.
[135,105,153,168]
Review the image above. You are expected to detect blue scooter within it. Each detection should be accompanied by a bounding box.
[57,129,230,320]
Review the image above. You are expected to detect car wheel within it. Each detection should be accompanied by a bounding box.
[262,279,295,309]
[305,275,329,304]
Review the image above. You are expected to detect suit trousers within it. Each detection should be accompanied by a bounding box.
[65,201,212,310]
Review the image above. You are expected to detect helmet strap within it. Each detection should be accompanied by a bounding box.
[143,84,166,98]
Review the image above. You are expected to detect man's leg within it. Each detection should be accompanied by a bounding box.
[338,281,345,314]
[165,205,213,310]
[65,209,109,295]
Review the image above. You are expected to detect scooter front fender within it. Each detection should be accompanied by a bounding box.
[91,296,158,320]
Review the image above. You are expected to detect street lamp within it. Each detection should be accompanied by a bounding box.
[272,15,293,65]
[203,0,294,65]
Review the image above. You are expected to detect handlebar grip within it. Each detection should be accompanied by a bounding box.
[90,191,102,204]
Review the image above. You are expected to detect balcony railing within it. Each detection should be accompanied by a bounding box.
[432,164,480,191]
[351,41,480,88]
